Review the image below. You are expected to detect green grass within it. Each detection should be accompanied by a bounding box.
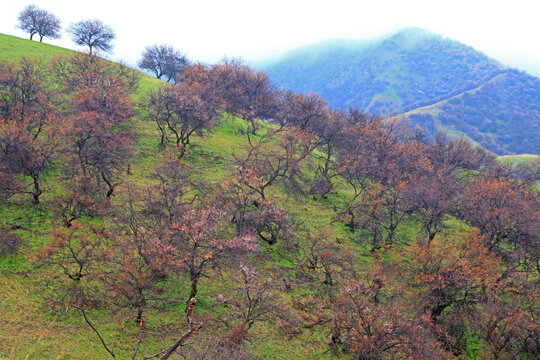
[497,154,540,166]
[0,33,73,61]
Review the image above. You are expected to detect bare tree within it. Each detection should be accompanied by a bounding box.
[141,76,218,157]
[169,203,258,300]
[55,54,136,199]
[17,5,39,40]
[73,295,203,360]
[0,228,24,257]
[138,44,189,83]
[210,59,279,134]
[17,5,61,42]
[35,10,61,42]
[67,19,115,55]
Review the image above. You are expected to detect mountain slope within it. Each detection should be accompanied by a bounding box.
[264,28,505,114]
[404,70,540,154]
[263,28,540,155]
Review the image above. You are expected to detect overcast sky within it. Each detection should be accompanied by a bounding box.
[1,0,539,76]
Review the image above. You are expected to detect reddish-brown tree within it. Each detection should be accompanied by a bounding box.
[106,188,178,326]
[139,85,176,146]
[428,132,495,174]
[278,91,329,131]
[51,175,106,228]
[304,234,356,287]
[36,222,106,307]
[402,231,500,324]
[0,58,60,204]
[0,116,60,204]
[309,109,348,197]
[0,228,24,257]
[472,286,539,359]
[404,169,462,244]
[38,223,104,283]
[331,279,450,359]
[0,163,22,202]
[215,264,280,336]
[169,203,258,300]
[140,157,197,232]
[233,126,317,202]
[57,54,136,198]
[460,177,540,264]
[210,59,279,134]
[53,53,139,95]
[141,65,218,157]
[0,58,54,127]
[244,199,294,246]
[398,231,504,354]
[167,82,218,158]
[338,116,430,244]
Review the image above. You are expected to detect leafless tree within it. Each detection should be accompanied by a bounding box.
[210,59,280,134]
[138,44,189,83]
[17,4,61,42]
[67,19,115,55]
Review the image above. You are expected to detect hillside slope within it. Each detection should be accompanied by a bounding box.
[0,32,162,96]
[263,28,540,155]
[1,33,538,360]
[0,33,73,61]
[0,33,343,360]
[403,70,540,154]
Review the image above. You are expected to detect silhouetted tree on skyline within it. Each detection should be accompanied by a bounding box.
[138,44,189,83]
[17,4,61,42]
[67,19,115,55]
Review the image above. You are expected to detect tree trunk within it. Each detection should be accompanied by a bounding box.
[189,277,198,300]
[32,176,42,205]
[136,308,144,326]
[177,143,186,159]
[101,173,116,198]
[323,267,333,286]
[159,127,166,146]
[159,322,203,360]
[249,119,257,135]
[347,209,356,232]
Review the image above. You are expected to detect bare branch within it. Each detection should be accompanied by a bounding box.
[73,304,116,360]
[158,323,203,360]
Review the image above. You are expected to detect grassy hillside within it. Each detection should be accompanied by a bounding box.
[0,32,162,98]
[1,34,538,360]
[0,34,344,359]
[0,33,73,61]
[498,154,540,165]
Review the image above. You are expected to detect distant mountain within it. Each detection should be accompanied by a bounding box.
[262,28,540,155]
[405,70,540,155]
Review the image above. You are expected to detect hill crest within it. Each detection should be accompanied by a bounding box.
[262,28,539,155]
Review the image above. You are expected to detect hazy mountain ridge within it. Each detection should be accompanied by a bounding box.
[406,69,540,154]
[263,28,540,155]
